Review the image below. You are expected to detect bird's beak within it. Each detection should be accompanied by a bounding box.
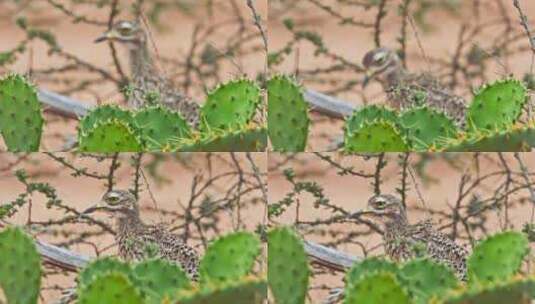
[362,71,373,88]
[81,201,105,214]
[94,30,115,43]
[350,207,376,218]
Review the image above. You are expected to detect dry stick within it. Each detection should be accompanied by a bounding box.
[35,240,90,272]
[512,0,535,73]
[514,153,535,223]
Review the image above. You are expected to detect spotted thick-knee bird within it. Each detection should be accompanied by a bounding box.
[83,189,200,281]
[362,48,467,127]
[355,194,468,280]
[95,20,200,128]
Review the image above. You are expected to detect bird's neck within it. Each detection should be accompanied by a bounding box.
[128,41,153,83]
[382,214,409,235]
[116,209,144,236]
[379,65,406,89]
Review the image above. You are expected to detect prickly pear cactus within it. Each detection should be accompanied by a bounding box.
[344,272,411,304]
[0,227,41,304]
[268,226,309,304]
[200,79,261,132]
[0,74,44,151]
[78,104,135,136]
[400,258,459,304]
[199,232,261,285]
[78,272,144,304]
[442,276,535,304]
[133,259,192,304]
[134,106,192,150]
[176,126,267,152]
[79,257,136,287]
[345,105,399,135]
[344,120,410,152]
[442,124,535,152]
[173,276,267,304]
[400,107,458,150]
[267,75,309,152]
[467,231,529,285]
[467,78,527,132]
[346,257,399,283]
[79,119,143,152]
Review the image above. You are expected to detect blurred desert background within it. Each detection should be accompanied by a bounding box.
[0,0,267,151]
[0,152,267,302]
[268,152,535,302]
[269,0,535,150]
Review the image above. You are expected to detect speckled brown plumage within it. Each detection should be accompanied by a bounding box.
[360,194,468,280]
[362,48,467,126]
[95,20,200,128]
[83,189,199,281]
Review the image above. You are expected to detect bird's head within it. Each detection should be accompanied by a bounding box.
[354,194,407,226]
[94,20,145,46]
[362,48,401,88]
[82,189,138,216]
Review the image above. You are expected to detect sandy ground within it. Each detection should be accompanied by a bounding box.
[268,152,535,301]
[268,0,535,150]
[0,0,267,151]
[0,152,267,302]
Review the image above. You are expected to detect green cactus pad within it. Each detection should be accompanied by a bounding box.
[78,272,144,304]
[346,257,399,283]
[78,104,135,135]
[79,257,135,287]
[467,78,527,132]
[345,105,399,135]
[199,232,261,285]
[0,227,41,304]
[467,231,529,285]
[400,106,458,150]
[173,276,267,304]
[344,120,410,152]
[175,126,267,152]
[344,272,411,304]
[133,259,192,304]
[134,106,192,150]
[200,79,261,132]
[267,75,309,152]
[442,124,535,152]
[442,275,535,304]
[268,226,309,304]
[400,258,460,304]
[0,74,43,151]
[79,119,143,152]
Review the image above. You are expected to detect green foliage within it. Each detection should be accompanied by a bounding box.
[134,259,192,304]
[79,104,135,135]
[0,74,43,151]
[400,259,459,304]
[268,226,309,304]
[346,105,399,135]
[134,105,192,150]
[0,227,41,304]
[78,119,144,152]
[400,107,458,150]
[199,232,261,285]
[173,276,267,304]
[344,272,411,304]
[267,75,309,152]
[79,257,136,287]
[78,272,144,304]
[341,77,535,152]
[467,231,529,286]
[200,78,261,132]
[344,120,410,152]
[442,124,535,152]
[467,79,526,132]
[346,257,399,283]
[176,126,267,152]
[442,276,535,304]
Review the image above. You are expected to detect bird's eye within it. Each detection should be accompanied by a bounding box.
[375,56,386,65]
[108,196,120,204]
[374,200,386,209]
[118,27,131,36]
